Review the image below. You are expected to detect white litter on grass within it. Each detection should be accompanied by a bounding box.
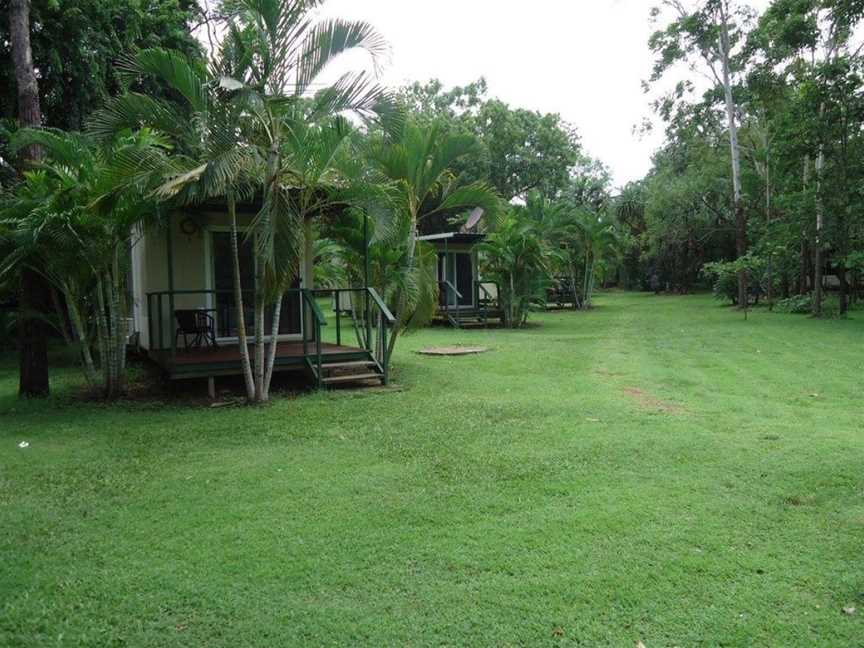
[18,441,29,449]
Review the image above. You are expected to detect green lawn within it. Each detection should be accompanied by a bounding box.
[2,292,863,647]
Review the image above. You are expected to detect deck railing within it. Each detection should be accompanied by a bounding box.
[438,280,502,328]
[438,280,463,328]
[145,287,396,385]
[308,287,395,386]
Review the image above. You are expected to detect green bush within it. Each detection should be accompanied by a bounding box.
[774,295,811,314]
[702,256,775,305]
[702,261,740,303]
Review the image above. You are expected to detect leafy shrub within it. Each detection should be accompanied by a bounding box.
[774,295,811,314]
[702,261,740,303]
[702,256,774,305]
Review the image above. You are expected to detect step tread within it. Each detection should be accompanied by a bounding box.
[321,360,376,370]
[323,372,383,385]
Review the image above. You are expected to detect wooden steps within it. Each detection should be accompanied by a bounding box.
[309,357,385,388]
[323,372,382,385]
[435,308,504,328]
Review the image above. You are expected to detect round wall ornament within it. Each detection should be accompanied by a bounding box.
[180,217,200,236]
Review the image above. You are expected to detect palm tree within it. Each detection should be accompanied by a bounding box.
[367,120,500,361]
[479,213,554,328]
[0,128,160,397]
[574,209,621,309]
[215,0,395,400]
[90,47,260,399]
[91,0,394,402]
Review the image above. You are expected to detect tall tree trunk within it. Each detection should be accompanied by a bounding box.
[228,193,255,401]
[50,287,72,345]
[509,272,516,328]
[253,264,266,402]
[800,156,812,296]
[11,0,49,398]
[262,295,283,401]
[385,209,419,364]
[718,5,747,309]
[813,134,825,317]
[94,275,111,398]
[66,292,98,387]
[764,148,774,308]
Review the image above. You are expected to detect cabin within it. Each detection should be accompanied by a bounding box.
[129,202,394,392]
[418,212,503,328]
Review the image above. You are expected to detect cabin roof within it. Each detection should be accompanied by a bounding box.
[417,232,485,245]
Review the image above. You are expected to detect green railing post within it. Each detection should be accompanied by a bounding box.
[335,290,342,347]
[147,294,154,352]
[157,293,164,351]
[316,320,323,390]
[365,291,371,352]
[302,290,308,358]
[381,311,388,385]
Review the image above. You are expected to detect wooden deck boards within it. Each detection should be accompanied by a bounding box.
[149,341,369,379]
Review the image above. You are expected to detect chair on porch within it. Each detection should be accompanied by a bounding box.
[175,309,217,349]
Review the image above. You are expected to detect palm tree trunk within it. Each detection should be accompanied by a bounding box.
[262,294,283,401]
[107,271,123,396]
[94,275,112,397]
[253,266,266,402]
[583,253,592,309]
[110,247,126,394]
[509,272,516,328]
[385,210,419,364]
[66,291,98,387]
[228,193,255,401]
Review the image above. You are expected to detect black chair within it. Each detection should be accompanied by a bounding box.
[175,309,217,349]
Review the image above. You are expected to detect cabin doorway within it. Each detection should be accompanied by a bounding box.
[438,252,475,309]
[208,230,302,340]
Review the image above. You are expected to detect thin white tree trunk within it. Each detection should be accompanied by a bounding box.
[253,266,266,402]
[228,193,256,400]
[813,104,826,316]
[717,4,747,308]
[65,289,98,387]
[110,249,126,394]
[262,294,283,401]
[94,275,111,397]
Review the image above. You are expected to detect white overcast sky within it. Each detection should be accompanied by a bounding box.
[313,0,772,189]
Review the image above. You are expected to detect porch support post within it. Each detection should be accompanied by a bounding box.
[363,212,371,350]
[303,217,314,343]
[363,212,369,291]
[166,210,176,366]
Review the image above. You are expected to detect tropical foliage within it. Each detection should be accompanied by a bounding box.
[0,0,620,398]
[632,0,864,317]
[0,128,159,396]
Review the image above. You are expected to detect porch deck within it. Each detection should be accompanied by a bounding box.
[149,341,370,380]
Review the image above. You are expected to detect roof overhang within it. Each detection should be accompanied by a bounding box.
[418,232,486,245]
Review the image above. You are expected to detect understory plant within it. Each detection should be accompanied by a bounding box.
[479,213,552,328]
[0,129,159,397]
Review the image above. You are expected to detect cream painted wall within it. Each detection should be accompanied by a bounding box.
[132,209,307,350]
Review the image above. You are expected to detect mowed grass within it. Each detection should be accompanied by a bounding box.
[1,292,863,647]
